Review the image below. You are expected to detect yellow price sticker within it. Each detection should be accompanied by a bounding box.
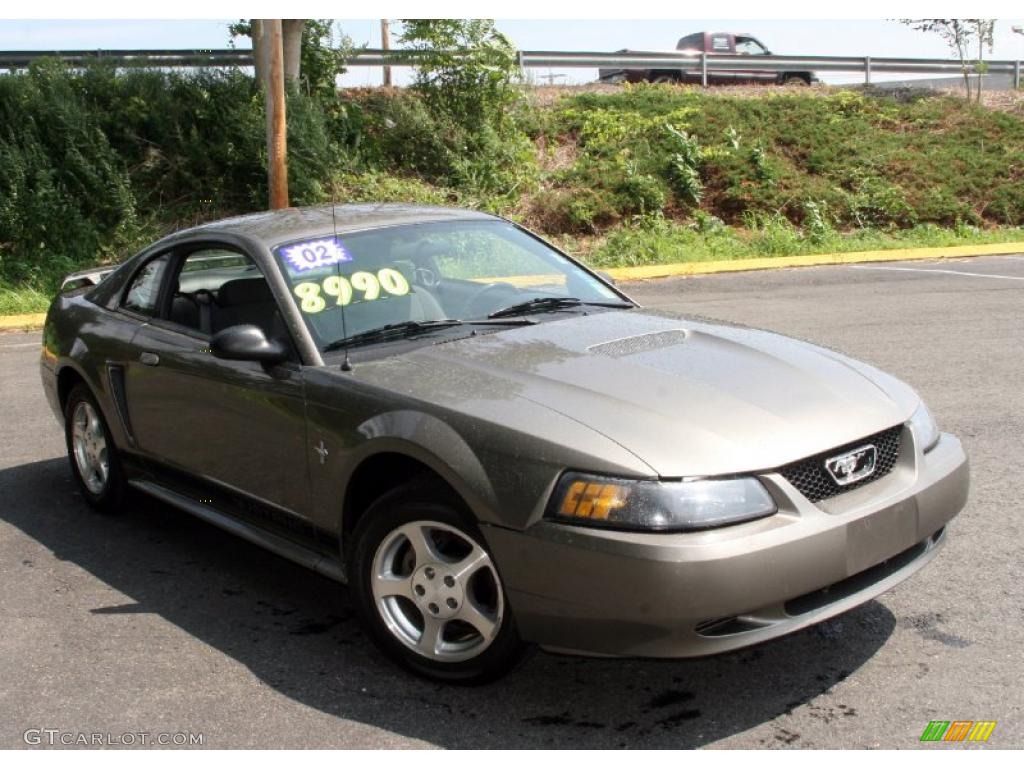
[294,268,410,314]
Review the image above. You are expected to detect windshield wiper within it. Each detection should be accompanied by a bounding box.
[488,297,633,319]
[322,317,536,352]
[323,320,463,351]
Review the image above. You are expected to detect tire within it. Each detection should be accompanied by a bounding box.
[783,75,810,86]
[651,74,678,84]
[64,382,128,514]
[349,477,526,684]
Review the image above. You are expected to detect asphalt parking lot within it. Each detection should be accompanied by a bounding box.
[1,255,1022,749]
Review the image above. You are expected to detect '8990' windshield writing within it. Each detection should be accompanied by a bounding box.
[292,268,411,314]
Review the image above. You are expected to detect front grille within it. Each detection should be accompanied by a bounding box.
[779,425,902,503]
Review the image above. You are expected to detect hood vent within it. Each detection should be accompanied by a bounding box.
[588,329,689,358]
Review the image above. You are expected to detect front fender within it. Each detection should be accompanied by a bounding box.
[349,409,500,521]
[303,403,504,542]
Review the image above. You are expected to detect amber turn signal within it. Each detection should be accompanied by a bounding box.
[558,480,630,520]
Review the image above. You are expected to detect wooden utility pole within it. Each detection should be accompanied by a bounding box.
[264,19,289,209]
[251,19,266,87]
[282,19,304,83]
[381,19,392,87]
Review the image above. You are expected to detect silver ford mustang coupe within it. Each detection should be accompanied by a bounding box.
[40,204,969,683]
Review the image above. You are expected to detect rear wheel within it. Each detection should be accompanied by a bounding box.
[783,74,810,86]
[64,383,127,513]
[651,73,679,84]
[350,478,525,683]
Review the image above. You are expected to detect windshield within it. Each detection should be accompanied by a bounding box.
[272,219,626,350]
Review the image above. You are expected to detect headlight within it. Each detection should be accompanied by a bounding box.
[547,472,777,532]
[909,401,940,453]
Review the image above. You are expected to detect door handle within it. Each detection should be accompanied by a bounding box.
[139,352,160,366]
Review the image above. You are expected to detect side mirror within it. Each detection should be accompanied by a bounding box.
[211,324,288,365]
[596,270,617,286]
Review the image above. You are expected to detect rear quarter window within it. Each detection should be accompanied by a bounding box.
[122,254,171,315]
[676,33,704,50]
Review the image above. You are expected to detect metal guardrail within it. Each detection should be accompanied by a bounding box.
[1,47,1020,88]
[0,49,253,68]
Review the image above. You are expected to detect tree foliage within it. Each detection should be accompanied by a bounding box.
[229,19,352,96]
[398,19,520,131]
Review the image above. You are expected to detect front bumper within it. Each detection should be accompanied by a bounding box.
[483,429,969,657]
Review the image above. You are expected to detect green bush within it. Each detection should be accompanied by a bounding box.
[399,19,521,133]
[0,62,141,288]
[352,88,456,179]
[664,125,704,206]
[527,187,620,234]
[614,170,667,216]
[0,62,364,292]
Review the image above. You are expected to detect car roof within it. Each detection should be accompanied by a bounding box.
[162,204,498,249]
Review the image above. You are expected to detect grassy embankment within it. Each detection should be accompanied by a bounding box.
[3,67,1024,314]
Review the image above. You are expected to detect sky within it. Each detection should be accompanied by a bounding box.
[2,19,1024,85]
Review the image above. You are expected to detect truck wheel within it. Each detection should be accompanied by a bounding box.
[783,74,810,86]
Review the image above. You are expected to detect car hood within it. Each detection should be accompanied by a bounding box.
[360,311,920,478]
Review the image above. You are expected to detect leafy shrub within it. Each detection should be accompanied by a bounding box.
[0,62,141,288]
[843,173,918,228]
[76,66,267,211]
[0,62,364,291]
[451,124,539,203]
[664,125,704,206]
[527,187,620,234]
[801,200,835,243]
[329,171,456,206]
[614,170,667,216]
[399,19,521,133]
[351,88,455,179]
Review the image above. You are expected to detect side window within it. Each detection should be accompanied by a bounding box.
[122,254,171,316]
[167,248,287,342]
[735,37,768,55]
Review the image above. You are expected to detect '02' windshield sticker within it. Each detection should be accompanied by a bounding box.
[280,238,354,273]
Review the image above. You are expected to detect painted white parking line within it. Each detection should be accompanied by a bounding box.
[851,265,1024,281]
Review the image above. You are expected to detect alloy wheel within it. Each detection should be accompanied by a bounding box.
[371,520,504,663]
[71,400,109,495]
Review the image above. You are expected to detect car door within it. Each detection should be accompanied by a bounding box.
[124,242,310,518]
[734,36,776,83]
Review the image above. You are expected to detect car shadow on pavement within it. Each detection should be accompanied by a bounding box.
[1,458,896,749]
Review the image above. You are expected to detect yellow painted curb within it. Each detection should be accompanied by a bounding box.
[605,241,1024,282]
[0,312,46,331]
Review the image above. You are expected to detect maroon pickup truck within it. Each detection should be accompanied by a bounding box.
[598,31,817,86]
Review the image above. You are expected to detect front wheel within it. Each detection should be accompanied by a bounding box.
[349,479,525,683]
